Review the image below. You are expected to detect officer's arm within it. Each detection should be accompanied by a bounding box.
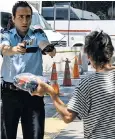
[36,31,56,57]
[0,44,15,56]
[39,41,56,57]
[0,33,26,56]
[39,40,50,51]
[45,47,56,57]
[1,44,26,56]
[0,34,14,56]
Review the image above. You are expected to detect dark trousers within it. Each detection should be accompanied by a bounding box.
[1,88,45,139]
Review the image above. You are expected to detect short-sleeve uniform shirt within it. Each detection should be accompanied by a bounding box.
[1,28,49,82]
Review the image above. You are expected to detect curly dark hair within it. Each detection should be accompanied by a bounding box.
[12,1,33,17]
[84,31,114,68]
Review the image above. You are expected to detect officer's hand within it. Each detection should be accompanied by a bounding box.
[46,48,56,58]
[13,42,26,54]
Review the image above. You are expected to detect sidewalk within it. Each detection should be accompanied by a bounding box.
[17,117,67,139]
[55,119,84,139]
[17,118,84,139]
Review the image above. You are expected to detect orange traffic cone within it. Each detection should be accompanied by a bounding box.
[63,58,72,86]
[50,62,57,81]
[72,56,80,78]
[78,52,82,65]
[50,62,60,95]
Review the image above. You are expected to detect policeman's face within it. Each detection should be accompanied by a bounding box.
[12,7,32,33]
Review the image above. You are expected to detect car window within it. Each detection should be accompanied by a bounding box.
[42,7,79,20]
[56,8,68,20]
[0,12,12,29]
[42,8,54,20]
[32,12,52,30]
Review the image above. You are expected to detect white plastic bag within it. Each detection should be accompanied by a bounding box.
[13,73,50,95]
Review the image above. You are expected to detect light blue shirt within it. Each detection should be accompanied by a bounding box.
[1,28,48,82]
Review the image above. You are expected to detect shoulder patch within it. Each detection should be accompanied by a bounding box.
[1,29,10,34]
[3,30,10,34]
[1,31,11,41]
[1,28,13,35]
[30,26,45,34]
[30,26,48,39]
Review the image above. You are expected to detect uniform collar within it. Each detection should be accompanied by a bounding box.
[10,28,32,38]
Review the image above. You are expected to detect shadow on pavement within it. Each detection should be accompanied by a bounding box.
[55,130,84,139]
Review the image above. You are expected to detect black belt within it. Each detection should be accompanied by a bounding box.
[2,81,21,91]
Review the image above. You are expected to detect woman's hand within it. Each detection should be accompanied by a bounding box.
[32,78,55,97]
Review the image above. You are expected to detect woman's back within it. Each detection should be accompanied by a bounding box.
[83,69,115,138]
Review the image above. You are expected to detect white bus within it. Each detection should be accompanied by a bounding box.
[42,1,115,48]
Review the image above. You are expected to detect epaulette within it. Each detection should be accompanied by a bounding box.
[3,30,10,34]
[0,30,11,41]
[33,28,45,34]
[30,26,45,34]
[31,27,48,39]
[2,29,11,34]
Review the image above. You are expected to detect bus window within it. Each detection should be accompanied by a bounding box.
[42,8,54,20]
[42,7,79,20]
[81,1,114,20]
[0,12,12,29]
[56,8,68,20]
[42,1,115,20]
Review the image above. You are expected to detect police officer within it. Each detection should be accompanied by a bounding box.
[0,1,56,139]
